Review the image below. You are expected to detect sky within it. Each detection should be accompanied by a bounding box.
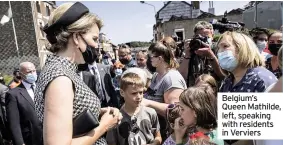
[56,1,249,45]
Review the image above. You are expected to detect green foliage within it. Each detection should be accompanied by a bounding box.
[213,34,221,42]
[124,41,151,48]
[3,75,13,85]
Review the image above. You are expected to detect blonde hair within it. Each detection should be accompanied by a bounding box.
[120,73,144,91]
[47,3,103,53]
[217,31,265,68]
[122,68,147,86]
[278,46,283,69]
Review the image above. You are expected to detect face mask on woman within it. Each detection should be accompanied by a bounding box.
[79,35,98,64]
[114,69,123,76]
[217,50,238,72]
[268,43,282,56]
[256,40,267,53]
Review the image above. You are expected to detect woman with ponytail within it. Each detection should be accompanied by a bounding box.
[142,42,187,142]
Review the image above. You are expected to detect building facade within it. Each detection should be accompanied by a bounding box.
[243,1,283,30]
[154,1,203,41]
[160,12,243,40]
[154,1,243,41]
[32,1,56,68]
[0,1,56,74]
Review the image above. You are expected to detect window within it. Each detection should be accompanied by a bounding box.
[36,2,41,13]
[174,28,185,41]
[46,6,50,16]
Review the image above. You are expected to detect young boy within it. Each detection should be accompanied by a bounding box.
[106,72,162,145]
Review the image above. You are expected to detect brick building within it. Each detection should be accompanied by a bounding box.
[0,1,56,75]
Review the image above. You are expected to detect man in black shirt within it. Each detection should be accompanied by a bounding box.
[178,21,226,87]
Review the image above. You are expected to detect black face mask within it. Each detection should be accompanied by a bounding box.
[16,76,22,80]
[119,58,130,65]
[79,35,98,64]
[268,43,282,56]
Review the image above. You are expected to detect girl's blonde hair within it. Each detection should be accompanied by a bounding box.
[217,31,265,68]
[47,3,103,53]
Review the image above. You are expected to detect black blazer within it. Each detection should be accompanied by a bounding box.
[79,63,119,108]
[5,83,42,145]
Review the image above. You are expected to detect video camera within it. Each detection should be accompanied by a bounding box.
[189,34,209,53]
[211,11,245,34]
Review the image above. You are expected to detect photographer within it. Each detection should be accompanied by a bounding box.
[178,21,226,87]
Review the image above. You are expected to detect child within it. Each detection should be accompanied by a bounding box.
[106,72,162,145]
[162,104,189,145]
[195,74,218,95]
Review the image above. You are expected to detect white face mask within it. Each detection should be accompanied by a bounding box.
[256,40,267,53]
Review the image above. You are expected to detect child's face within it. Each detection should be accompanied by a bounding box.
[179,101,197,127]
[121,85,144,108]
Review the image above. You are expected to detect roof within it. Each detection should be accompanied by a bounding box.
[156,1,204,20]
[157,1,192,14]
[227,8,244,15]
[196,12,216,19]
[169,15,191,21]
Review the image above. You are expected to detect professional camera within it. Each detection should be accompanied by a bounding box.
[211,12,245,34]
[189,34,209,53]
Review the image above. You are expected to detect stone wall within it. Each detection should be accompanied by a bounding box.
[160,14,243,39]
[0,1,39,75]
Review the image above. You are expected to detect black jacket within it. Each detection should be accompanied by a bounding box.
[5,83,42,145]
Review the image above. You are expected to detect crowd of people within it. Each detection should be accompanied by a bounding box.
[0,2,282,145]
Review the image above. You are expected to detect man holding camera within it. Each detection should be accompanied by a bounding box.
[178,21,226,87]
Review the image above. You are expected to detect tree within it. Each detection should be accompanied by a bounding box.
[244,1,263,10]
[122,41,151,48]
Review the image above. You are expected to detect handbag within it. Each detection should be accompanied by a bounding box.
[72,109,100,138]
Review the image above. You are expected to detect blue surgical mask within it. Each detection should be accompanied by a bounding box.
[217,50,238,72]
[207,37,212,45]
[256,40,267,53]
[25,72,37,84]
[115,69,123,76]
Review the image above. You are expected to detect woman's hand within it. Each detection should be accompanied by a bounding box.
[100,107,122,131]
[195,47,215,58]
[174,117,188,144]
[100,107,120,116]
